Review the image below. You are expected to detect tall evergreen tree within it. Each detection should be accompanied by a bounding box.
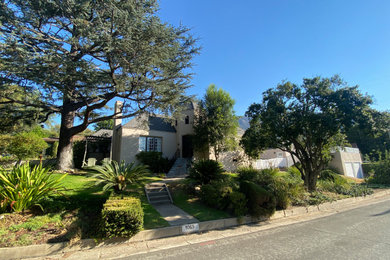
[193,85,238,161]
[0,0,199,169]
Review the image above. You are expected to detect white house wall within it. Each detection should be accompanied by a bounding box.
[120,128,177,164]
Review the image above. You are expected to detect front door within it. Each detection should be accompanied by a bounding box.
[182,135,193,158]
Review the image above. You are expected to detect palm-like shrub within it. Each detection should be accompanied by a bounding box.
[87,160,150,192]
[188,159,225,185]
[0,163,66,212]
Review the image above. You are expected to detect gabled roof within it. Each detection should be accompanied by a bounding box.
[123,114,176,133]
[92,129,113,137]
[148,116,176,132]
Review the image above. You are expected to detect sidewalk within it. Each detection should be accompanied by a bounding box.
[153,203,198,226]
[3,189,390,260]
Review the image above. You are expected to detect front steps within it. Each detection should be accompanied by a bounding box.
[145,183,173,205]
[167,158,191,177]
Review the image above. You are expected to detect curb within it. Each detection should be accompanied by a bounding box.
[2,189,390,260]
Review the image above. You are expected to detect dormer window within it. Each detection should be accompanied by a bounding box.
[185,115,189,124]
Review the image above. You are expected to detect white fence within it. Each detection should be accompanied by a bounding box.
[254,156,294,170]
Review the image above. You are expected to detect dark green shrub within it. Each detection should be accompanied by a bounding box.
[188,159,224,185]
[237,167,277,185]
[240,181,276,218]
[238,167,304,209]
[229,191,248,217]
[135,151,174,174]
[102,197,143,238]
[348,185,373,196]
[366,152,390,185]
[272,177,290,209]
[200,179,233,210]
[237,167,261,182]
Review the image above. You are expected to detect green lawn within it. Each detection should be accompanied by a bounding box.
[0,173,169,247]
[50,173,169,231]
[169,182,232,222]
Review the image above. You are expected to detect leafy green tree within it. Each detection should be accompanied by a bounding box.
[193,85,238,161]
[7,130,48,163]
[346,109,390,160]
[94,120,114,131]
[241,76,372,192]
[0,0,199,170]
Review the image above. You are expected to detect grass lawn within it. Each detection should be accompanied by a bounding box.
[0,173,168,247]
[169,181,232,222]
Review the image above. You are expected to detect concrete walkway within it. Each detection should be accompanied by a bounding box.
[153,203,198,226]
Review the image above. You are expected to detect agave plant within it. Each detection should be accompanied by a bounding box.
[0,163,67,212]
[87,160,150,192]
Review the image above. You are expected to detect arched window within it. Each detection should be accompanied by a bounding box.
[185,115,189,124]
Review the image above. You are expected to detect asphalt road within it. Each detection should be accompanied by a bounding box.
[121,200,390,260]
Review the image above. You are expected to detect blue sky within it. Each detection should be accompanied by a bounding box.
[158,0,390,116]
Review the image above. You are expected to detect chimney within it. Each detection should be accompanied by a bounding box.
[114,101,123,127]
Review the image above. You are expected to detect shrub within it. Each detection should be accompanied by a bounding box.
[366,151,390,184]
[135,151,174,174]
[200,179,233,210]
[240,181,276,218]
[237,167,261,182]
[7,132,48,162]
[229,191,248,217]
[188,159,224,185]
[238,167,304,209]
[287,166,302,180]
[0,163,66,212]
[272,177,291,209]
[102,196,143,238]
[237,167,278,184]
[87,160,150,193]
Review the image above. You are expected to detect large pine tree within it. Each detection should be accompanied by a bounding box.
[0,0,199,169]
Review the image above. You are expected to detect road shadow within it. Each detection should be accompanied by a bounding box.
[371,208,390,216]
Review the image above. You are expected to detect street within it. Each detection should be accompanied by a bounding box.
[122,199,390,260]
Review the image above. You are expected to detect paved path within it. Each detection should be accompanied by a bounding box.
[153,203,198,226]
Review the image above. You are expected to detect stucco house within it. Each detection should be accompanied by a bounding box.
[110,100,365,178]
[111,101,195,164]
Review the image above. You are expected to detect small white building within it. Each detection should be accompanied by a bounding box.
[329,147,364,179]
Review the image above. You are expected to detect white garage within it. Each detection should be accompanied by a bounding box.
[329,147,365,179]
[344,162,364,179]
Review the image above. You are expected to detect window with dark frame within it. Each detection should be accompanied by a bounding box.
[185,115,189,124]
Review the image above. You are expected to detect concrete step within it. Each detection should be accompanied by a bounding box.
[149,194,169,199]
[146,187,166,192]
[150,198,172,205]
[167,158,191,177]
[145,183,173,205]
[148,191,169,197]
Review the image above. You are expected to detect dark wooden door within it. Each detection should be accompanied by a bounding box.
[182,135,193,158]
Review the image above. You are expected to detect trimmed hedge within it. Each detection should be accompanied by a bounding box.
[102,196,143,238]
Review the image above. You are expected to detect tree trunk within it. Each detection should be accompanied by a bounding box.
[307,173,317,192]
[57,107,76,170]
